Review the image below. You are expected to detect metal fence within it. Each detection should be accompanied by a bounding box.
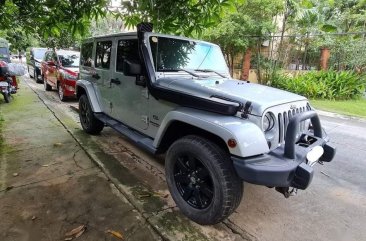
[233,32,366,82]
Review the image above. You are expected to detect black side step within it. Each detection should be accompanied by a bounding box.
[94,113,157,154]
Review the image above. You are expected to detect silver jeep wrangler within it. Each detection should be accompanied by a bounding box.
[76,23,335,225]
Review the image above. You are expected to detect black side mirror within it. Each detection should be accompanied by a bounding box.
[30,56,34,60]
[123,60,141,76]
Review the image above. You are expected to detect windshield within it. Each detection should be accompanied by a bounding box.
[0,47,9,57]
[59,53,80,67]
[149,36,229,74]
[33,49,47,59]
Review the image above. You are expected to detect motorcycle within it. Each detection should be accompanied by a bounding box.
[0,60,17,103]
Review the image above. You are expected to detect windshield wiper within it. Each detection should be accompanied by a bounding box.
[159,68,201,77]
[194,69,227,78]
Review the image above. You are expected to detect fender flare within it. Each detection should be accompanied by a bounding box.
[153,107,269,158]
[75,79,102,113]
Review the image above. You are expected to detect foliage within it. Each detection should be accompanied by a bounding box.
[271,71,366,100]
[120,0,241,36]
[0,0,246,49]
[88,14,124,36]
[0,0,108,38]
[0,28,33,52]
[203,0,283,72]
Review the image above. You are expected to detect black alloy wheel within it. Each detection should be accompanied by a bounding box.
[174,155,214,209]
[165,135,243,225]
[78,95,104,134]
[80,96,91,128]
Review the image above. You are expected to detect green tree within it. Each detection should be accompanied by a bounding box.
[0,0,242,49]
[0,0,108,38]
[119,0,240,36]
[203,0,284,80]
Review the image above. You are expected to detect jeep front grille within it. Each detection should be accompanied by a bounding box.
[277,105,311,144]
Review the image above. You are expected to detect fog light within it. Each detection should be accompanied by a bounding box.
[65,85,75,91]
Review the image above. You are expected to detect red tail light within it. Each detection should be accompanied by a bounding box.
[0,61,8,67]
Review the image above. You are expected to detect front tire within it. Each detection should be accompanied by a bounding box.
[43,76,51,91]
[79,95,104,135]
[165,135,243,225]
[28,67,33,78]
[35,70,40,83]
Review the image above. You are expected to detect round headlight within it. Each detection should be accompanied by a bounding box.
[262,112,275,132]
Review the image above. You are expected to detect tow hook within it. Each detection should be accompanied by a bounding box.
[275,187,298,198]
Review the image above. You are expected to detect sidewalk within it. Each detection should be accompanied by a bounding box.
[0,81,162,240]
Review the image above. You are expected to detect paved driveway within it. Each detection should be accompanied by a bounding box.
[24,76,366,241]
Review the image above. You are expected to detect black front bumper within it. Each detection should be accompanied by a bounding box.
[232,111,336,190]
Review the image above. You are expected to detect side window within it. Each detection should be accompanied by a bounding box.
[44,52,49,61]
[52,52,58,63]
[81,42,93,67]
[95,41,112,69]
[116,39,139,72]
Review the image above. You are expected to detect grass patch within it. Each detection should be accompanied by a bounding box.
[310,98,366,119]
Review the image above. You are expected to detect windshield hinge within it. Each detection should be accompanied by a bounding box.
[241,101,252,119]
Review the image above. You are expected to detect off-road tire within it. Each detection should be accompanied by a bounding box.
[43,76,52,91]
[165,135,243,225]
[79,94,104,135]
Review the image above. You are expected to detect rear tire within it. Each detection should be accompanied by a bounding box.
[165,135,243,225]
[79,94,104,135]
[58,83,66,101]
[3,93,10,103]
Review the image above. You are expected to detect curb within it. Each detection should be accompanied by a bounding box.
[317,109,366,122]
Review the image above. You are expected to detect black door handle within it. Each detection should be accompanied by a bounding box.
[110,78,121,85]
[92,73,100,79]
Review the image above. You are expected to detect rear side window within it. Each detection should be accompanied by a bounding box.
[95,41,112,69]
[116,39,139,72]
[44,52,51,61]
[81,42,93,67]
[33,49,47,59]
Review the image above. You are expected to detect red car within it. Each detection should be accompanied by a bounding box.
[41,49,80,101]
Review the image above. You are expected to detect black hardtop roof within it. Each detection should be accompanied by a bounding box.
[83,32,137,42]
[81,32,216,47]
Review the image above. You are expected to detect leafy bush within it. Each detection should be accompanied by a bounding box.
[270,71,366,100]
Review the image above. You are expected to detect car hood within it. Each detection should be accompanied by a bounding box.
[62,66,79,74]
[155,76,307,116]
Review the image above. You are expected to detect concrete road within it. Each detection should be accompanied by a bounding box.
[24,76,366,241]
[0,80,162,241]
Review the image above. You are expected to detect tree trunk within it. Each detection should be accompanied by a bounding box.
[320,48,330,70]
[231,52,234,77]
[302,33,310,70]
[279,13,288,55]
[257,42,262,84]
[241,48,251,81]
